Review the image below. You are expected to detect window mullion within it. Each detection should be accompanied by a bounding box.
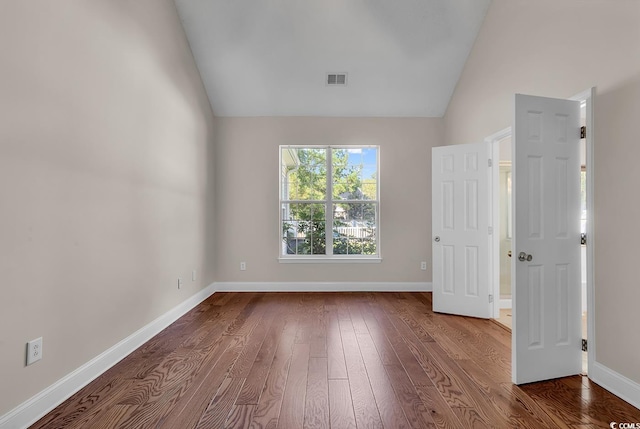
[326,147,333,255]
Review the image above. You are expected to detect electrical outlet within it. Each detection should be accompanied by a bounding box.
[192,270,196,281]
[240,261,246,271]
[26,337,43,366]
[177,277,183,289]
[421,261,427,271]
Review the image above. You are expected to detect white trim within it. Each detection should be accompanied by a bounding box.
[214,281,432,292]
[484,126,511,319]
[0,283,217,429]
[278,257,382,264]
[574,87,596,377]
[590,361,640,410]
[570,88,595,376]
[279,145,381,259]
[500,298,512,309]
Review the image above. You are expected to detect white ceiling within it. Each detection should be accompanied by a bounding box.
[174,0,491,117]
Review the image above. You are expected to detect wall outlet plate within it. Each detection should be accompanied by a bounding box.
[26,337,43,366]
[192,270,196,281]
[178,277,183,289]
[240,262,246,271]
[420,261,427,271]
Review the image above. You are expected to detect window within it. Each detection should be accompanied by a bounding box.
[280,146,379,260]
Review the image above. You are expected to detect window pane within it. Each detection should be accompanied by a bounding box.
[281,147,326,201]
[333,203,377,255]
[281,146,378,258]
[332,148,377,200]
[282,203,326,255]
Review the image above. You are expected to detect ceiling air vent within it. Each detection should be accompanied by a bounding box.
[327,73,347,86]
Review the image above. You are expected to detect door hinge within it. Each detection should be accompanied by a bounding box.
[581,126,586,139]
[581,233,587,245]
[488,226,493,235]
[488,159,493,167]
[489,294,494,303]
[582,339,588,352]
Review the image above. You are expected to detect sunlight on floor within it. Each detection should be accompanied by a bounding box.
[496,308,512,330]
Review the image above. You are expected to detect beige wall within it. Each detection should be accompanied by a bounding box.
[444,0,640,383]
[214,117,441,283]
[0,0,216,415]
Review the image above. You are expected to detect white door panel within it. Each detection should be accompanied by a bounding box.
[513,94,582,384]
[432,142,491,319]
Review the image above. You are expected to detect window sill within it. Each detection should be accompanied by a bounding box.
[278,257,382,264]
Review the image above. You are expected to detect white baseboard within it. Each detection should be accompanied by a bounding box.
[213,281,432,292]
[590,360,640,410]
[500,298,512,309]
[0,283,217,429]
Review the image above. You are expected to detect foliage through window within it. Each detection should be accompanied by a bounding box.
[280,146,379,258]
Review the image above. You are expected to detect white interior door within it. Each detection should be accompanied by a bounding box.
[432,142,491,319]
[512,94,582,384]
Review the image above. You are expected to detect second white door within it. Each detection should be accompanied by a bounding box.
[512,94,582,384]
[432,142,492,319]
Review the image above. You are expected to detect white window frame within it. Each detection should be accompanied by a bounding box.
[278,145,381,263]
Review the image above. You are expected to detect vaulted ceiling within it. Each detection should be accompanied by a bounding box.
[174,0,491,117]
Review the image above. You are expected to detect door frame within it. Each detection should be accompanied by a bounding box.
[487,87,595,375]
[485,127,510,320]
[572,87,595,374]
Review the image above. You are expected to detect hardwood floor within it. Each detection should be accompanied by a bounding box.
[31,292,639,428]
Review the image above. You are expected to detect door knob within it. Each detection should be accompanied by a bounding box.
[434,236,440,242]
[518,252,533,262]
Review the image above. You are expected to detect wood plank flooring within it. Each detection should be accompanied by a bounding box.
[31,292,640,428]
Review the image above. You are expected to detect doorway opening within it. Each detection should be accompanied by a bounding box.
[495,133,513,329]
[489,91,592,376]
